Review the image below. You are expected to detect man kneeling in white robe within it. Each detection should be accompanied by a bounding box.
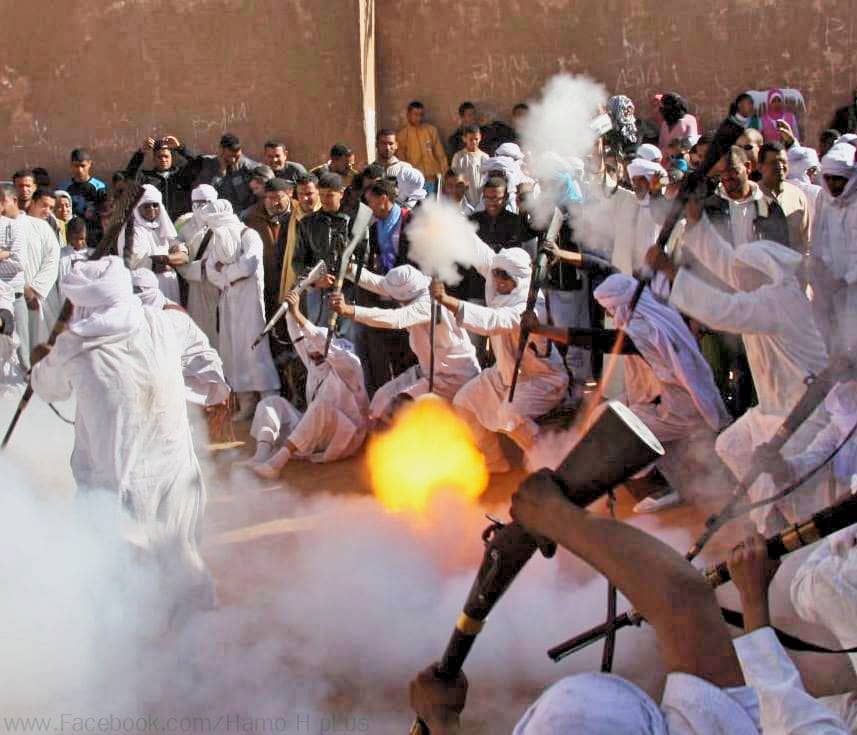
[248,290,369,478]
[431,243,568,473]
[30,256,230,611]
[329,264,480,423]
[203,200,281,421]
[649,216,830,534]
[525,272,730,512]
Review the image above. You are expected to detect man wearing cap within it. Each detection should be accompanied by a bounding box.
[294,172,367,326]
[431,238,567,473]
[30,256,229,612]
[125,135,194,219]
[185,132,259,212]
[244,177,294,320]
[239,164,275,221]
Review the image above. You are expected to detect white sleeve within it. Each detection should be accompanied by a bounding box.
[30,339,75,403]
[168,310,230,405]
[223,230,261,283]
[30,226,60,298]
[349,266,388,296]
[733,627,850,734]
[471,234,497,279]
[352,299,430,330]
[670,267,785,336]
[681,214,740,289]
[457,299,521,336]
[0,220,24,280]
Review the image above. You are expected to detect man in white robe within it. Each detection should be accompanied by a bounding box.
[176,184,220,345]
[431,243,567,473]
[0,281,24,394]
[0,184,59,367]
[611,156,669,276]
[787,145,822,216]
[249,290,368,478]
[527,272,729,511]
[791,525,857,730]
[203,200,280,421]
[650,218,830,533]
[330,264,480,423]
[116,184,187,303]
[809,143,857,351]
[30,256,229,610]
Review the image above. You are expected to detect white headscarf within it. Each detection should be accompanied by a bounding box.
[382,265,430,302]
[396,166,427,207]
[202,200,244,264]
[628,158,667,181]
[495,142,525,161]
[63,255,144,338]
[133,184,177,239]
[820,143,857,205]
[487,247,531,308]
[512,674,667,735]
[636,143,663,162]
[786,146,820,184]
[53,190,73,222]
[594,274,728,431]
[513,672,759,735]
[131,268,166,310]
[190,184,218,227]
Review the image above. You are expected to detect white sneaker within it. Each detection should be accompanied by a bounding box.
[252,462,281,480]
[633,488,681,514]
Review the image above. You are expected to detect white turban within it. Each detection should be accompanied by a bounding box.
[512,672,759,735]
[636,143,663,162]
[495,142,525,161]
[191,184,218,205]
[512,674,667,735]
[836,133,857,146]
[595,273,729,431]
[131,268,166,310]
[787,146,820,183]
[63,256,144,338]
[382,265,430,302]
[396,166,427,206]
[627,158,667,181]
[821,143,856,178]
[492,247,531,281]
[202,200,243,264]
[133,184,177,239]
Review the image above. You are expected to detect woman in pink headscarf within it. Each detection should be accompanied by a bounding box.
[760,88,800,143]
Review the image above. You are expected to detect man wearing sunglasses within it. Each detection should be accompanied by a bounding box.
[116,184,188,304]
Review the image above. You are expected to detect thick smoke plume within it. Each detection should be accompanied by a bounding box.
[407,198,481,284]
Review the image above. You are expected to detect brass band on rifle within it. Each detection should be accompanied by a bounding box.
[456,613,484,636]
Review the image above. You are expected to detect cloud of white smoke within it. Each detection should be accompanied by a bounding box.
[407,198,481,285]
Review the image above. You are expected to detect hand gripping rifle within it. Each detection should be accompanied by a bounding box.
[507,207,564,402]
[1,178,146,450]
[548,491,857,662]
[626,116,744,315]
[548,349,857,661]
[324,204,373,357]
[251,260,328,350]
[408,400,665,734]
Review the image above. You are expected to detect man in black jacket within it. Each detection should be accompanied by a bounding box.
[125,135,193,219]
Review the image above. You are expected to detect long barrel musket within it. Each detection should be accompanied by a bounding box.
[626,116,744,314]
[1,177,147,450]
[408,401,665,734]
[548,491,857,663]
[324,204,373,357]
[252,260,327,350]
[686,348,857,560]
[507,207,563,402]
